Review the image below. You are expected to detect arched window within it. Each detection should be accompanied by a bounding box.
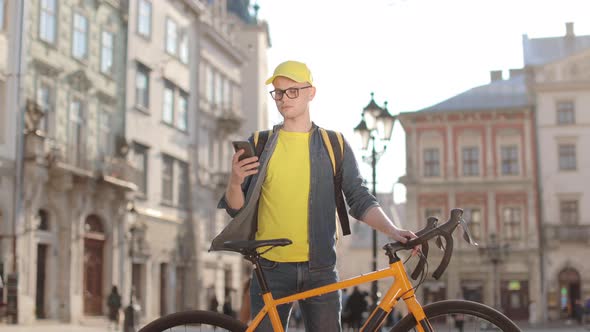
[84,215,104,234]
[38,209,50,231]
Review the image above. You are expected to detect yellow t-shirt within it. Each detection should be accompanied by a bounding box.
[256,130,310,262]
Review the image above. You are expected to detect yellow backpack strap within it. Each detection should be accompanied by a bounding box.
[320,128,351,236]
[254,131,260,147]
[319,128,337,175]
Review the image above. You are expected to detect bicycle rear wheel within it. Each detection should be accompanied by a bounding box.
[391,300,521,332]
[138,310,247,332]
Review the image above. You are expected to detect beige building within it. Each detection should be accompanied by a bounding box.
[124,0,205,322]
[527,22,590,320]
[195,0,270,316]
[0,0,21,319]
[2,0,133,324]
[0,0,270,326]
[398,70,540,322]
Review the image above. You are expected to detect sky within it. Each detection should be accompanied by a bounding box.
[255,0,590,203]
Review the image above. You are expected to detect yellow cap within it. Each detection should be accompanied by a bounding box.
[265,60,313,85]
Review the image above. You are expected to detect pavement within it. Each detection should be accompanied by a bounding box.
[0,319,589,331]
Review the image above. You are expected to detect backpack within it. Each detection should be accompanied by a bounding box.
[253,128,351,236]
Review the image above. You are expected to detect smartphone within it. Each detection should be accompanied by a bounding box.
[232,141,256,161]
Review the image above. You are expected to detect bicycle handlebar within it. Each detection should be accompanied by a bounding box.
[384,208,477,280]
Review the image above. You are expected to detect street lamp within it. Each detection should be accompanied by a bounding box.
[354,92,396,306]
[124,202,139,332]
[478,233,509,311]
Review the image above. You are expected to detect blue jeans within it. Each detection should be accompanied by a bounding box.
[250,258,342,331]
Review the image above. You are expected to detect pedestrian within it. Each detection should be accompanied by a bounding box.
[345,287,367,331]
[209,295,219,313]
[223,294,234,318]
[215,60,417,331]
[106,286,122,331]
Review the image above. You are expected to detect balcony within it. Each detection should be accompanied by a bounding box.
[216,107,243,136]
[544,224,590,245]
[97,156,141,191]
[212,171,230,192]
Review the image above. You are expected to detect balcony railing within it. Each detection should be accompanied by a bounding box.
[544,224,590,244]
[98,156,141,188]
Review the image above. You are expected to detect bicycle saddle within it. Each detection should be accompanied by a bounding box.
[222,239,292,254]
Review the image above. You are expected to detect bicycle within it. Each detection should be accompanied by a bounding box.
[139,208,521,332]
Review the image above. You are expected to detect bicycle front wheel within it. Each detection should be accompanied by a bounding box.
[391,300,521,332]
[138,310,248,332]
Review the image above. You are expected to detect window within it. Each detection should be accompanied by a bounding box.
[165,18,178,55]
[162,155,174,203]
[177,162,189,209]
[132,143,149,196]
[36,82,54,136]
[137,0,152,38]
[163,82,175,124]
[135,63,150,108]
[558,144,576,171]
[464,208,482,241]
[215,75,224,107]
[462,147,479,176]
[560,201,578,225]
[424,208,442,220]
[206,67,215,103]
[72,13,88,59]
[501,146,519,175]
[502,207,521,240]
[68,98,85,166]
[557,101,575,125]
[177,92,188,131]
[97,110,112,157]
[100,31,114,74]
[39,0,57,43]
[423,148,440,177]
[37,210,50,231]
[0,0,5,30]
[179,32,189,64]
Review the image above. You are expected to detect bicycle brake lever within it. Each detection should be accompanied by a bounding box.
[410,241,429,280]
[459,218,478,246]
[435,236,445,251]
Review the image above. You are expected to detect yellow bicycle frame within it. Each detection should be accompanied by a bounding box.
[246,259,432,332]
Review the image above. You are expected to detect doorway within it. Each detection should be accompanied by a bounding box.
[35,244,48,318]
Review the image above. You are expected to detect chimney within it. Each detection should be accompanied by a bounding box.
[509,68,524,79]
[490,70,503,82]
[566,22,574,37]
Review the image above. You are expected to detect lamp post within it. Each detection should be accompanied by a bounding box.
[124,203,139,332]
[478,233,509,311]
[354,92,396,306]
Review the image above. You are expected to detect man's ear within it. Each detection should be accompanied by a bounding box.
[309,86,316,100]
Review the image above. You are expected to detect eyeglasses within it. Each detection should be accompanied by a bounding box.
[269,86,312,101]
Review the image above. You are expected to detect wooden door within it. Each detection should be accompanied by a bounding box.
[83,238,104,315]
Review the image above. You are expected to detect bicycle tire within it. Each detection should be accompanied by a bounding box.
[391,300,521,332]
[138,310,248,332]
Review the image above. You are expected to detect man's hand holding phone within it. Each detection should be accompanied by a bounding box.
[229,141,259,187]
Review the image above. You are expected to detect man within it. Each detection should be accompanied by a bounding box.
[219,60,416,331]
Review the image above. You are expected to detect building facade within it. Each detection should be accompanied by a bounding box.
[399,71,541,322]
[0,0,270,325]
[526,23,590,321]
[0,0,22,320]
[195,0,270,317]
[10,0,133,324]
[124,0,204,321]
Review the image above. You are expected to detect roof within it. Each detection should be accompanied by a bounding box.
[415,75,530,114]
[523,34,590,66]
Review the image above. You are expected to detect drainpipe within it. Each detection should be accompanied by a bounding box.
[12,0,26,276]
[531,96,547,322]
